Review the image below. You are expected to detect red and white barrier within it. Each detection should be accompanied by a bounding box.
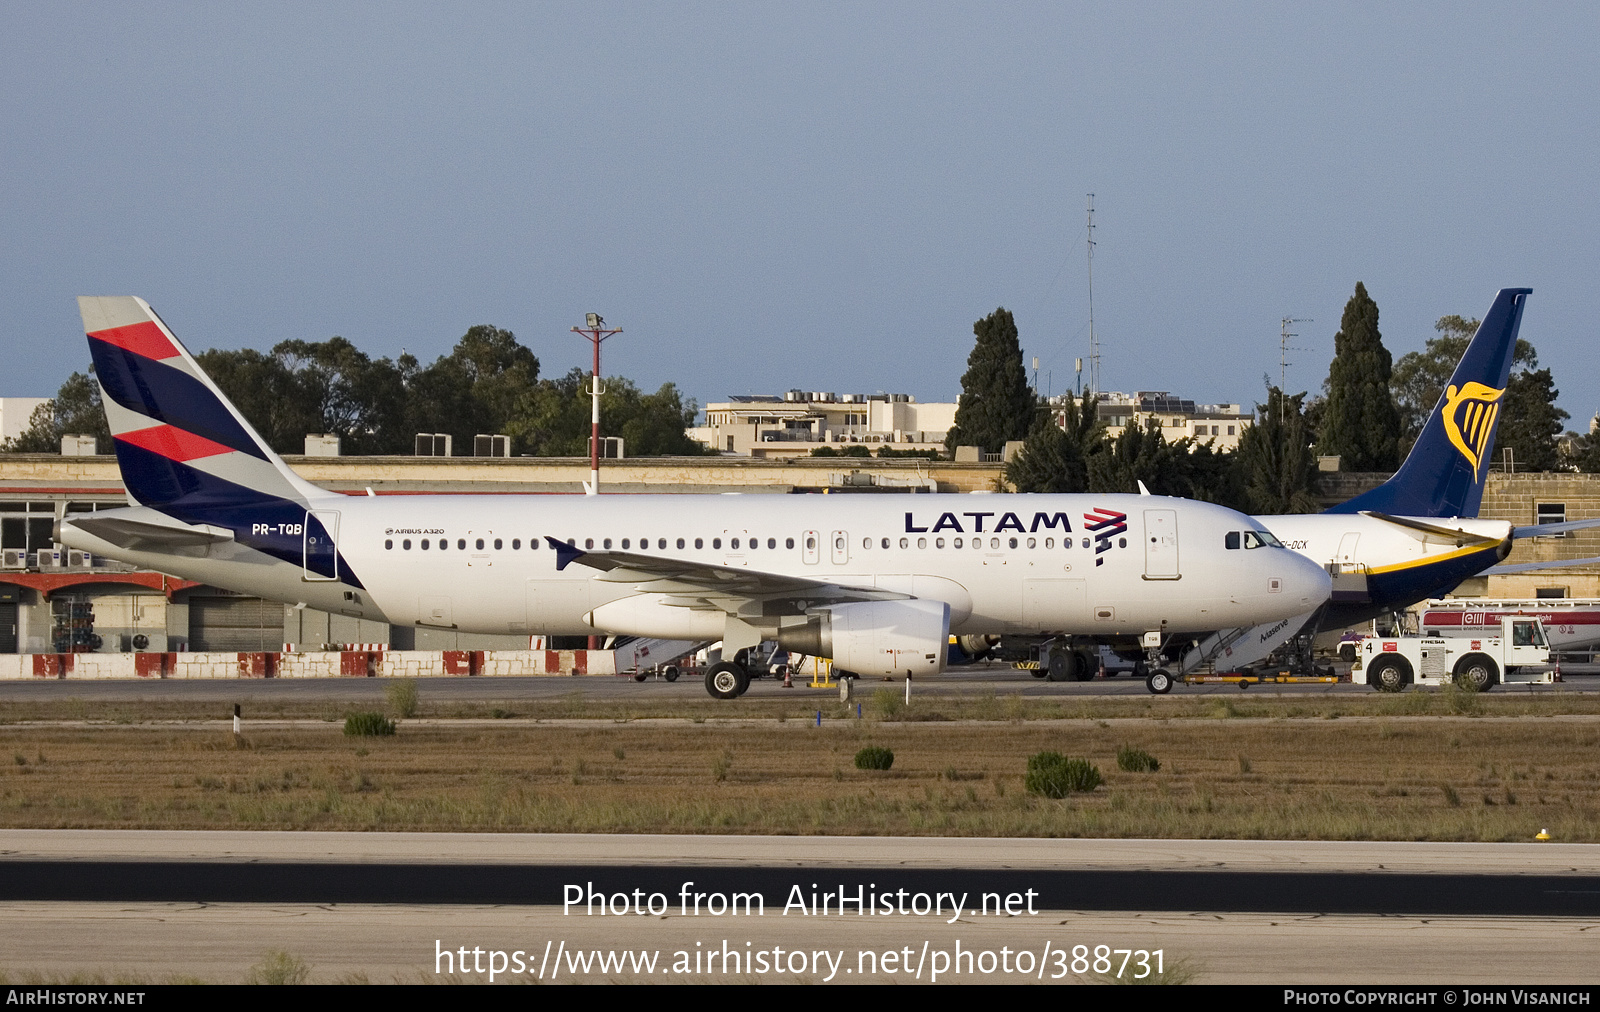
[0,648,616,679]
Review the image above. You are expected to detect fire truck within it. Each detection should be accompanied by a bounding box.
[1353,616,1554,692]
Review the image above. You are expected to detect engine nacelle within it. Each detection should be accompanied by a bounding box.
[587,595,725,640]
[779,600,949,677]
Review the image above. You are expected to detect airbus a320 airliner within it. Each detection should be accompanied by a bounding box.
[57,297,1330,698]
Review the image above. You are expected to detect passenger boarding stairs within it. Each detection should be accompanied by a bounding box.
[610,636,709,675]
[1179,606,1325,675]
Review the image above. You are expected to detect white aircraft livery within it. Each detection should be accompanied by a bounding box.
[57,296,1331,697]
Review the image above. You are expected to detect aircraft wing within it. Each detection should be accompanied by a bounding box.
[64,514,235,550]
[1512,518,1600,539]
[544,538,902,608]
[1485,555,1600,575]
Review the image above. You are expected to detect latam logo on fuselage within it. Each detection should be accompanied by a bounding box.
[903,508,1129,564]
[1082,507,1128,566]
[904,510,1075,534]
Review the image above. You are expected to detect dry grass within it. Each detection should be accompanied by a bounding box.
[5,682,1600,726]
[0,715,1596,840]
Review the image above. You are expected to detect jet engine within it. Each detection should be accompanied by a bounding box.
[777,600,949,677]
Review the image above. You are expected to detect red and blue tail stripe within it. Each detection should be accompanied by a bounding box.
[78,297,359,586]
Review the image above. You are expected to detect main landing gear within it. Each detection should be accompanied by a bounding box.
[704,661,750,700]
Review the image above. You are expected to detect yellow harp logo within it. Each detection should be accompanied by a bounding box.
[1443,381,1505,476]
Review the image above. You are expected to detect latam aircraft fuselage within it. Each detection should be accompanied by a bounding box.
[64,492,1330,641]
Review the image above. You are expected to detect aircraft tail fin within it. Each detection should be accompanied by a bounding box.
[1326,287,1531,518]
[78,296,327,522]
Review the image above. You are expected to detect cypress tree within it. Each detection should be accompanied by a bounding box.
[1238,388,1320,514]
[1318,282,1401,471]
[945,307,1036,454]
[1496,364,1568,472]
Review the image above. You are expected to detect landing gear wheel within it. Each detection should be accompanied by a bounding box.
[1145,669,1173,694]
[1045,648,1075,682]
[705,661,749,700]
[663,665,679,683]
[1076,649,1100,680]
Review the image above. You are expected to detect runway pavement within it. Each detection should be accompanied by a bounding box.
[2,832,1599,984]
[1,668,1596,702]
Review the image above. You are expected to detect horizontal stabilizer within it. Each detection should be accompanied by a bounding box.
[1359,511,1503,544]
[1487,555,1600,575]
[1512,518,1600,539]
[64,514,235,550]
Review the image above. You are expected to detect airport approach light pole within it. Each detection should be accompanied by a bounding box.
[572,314,622,495]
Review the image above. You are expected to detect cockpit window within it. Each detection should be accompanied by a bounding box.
[1241,530,1283,550]
[1225,531,1240,550]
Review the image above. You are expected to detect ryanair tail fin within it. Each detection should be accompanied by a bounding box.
[1326,288,1531,518]
[78,296,328,522]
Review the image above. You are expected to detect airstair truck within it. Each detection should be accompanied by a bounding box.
[1353,616,1554,692]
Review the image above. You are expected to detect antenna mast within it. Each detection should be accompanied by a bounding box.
[1279,316,1311,392]
[1085,194,1099,395]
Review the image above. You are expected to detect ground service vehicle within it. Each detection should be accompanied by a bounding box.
[1353,616,1553,692]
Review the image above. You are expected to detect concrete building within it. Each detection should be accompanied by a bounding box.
[690,391,957,458]
[1457,472,1600,600]
[1066,391,1253,451]
[0,398,49,446]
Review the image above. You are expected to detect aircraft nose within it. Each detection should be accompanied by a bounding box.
[1284,549,1333,608]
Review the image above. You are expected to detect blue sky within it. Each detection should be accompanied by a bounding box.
[3,3,1595,424]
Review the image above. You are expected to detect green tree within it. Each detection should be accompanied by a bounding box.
[196,348,308,453]
[1569,421,1600,474]
[1237,388,1320,514]
[1,371,111,453]
[404,325,540,454]
[945,307,1035,454]
[1497,361,1568,472]
[1087,419,1177,494]
[1318,282,1401,471]
[1005,393,1104,493]
[273,338,408,454]
[1391,314,1536,457]
[506,368,707,457]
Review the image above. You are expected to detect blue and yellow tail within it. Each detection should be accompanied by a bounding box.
[1326,288,1531,518]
